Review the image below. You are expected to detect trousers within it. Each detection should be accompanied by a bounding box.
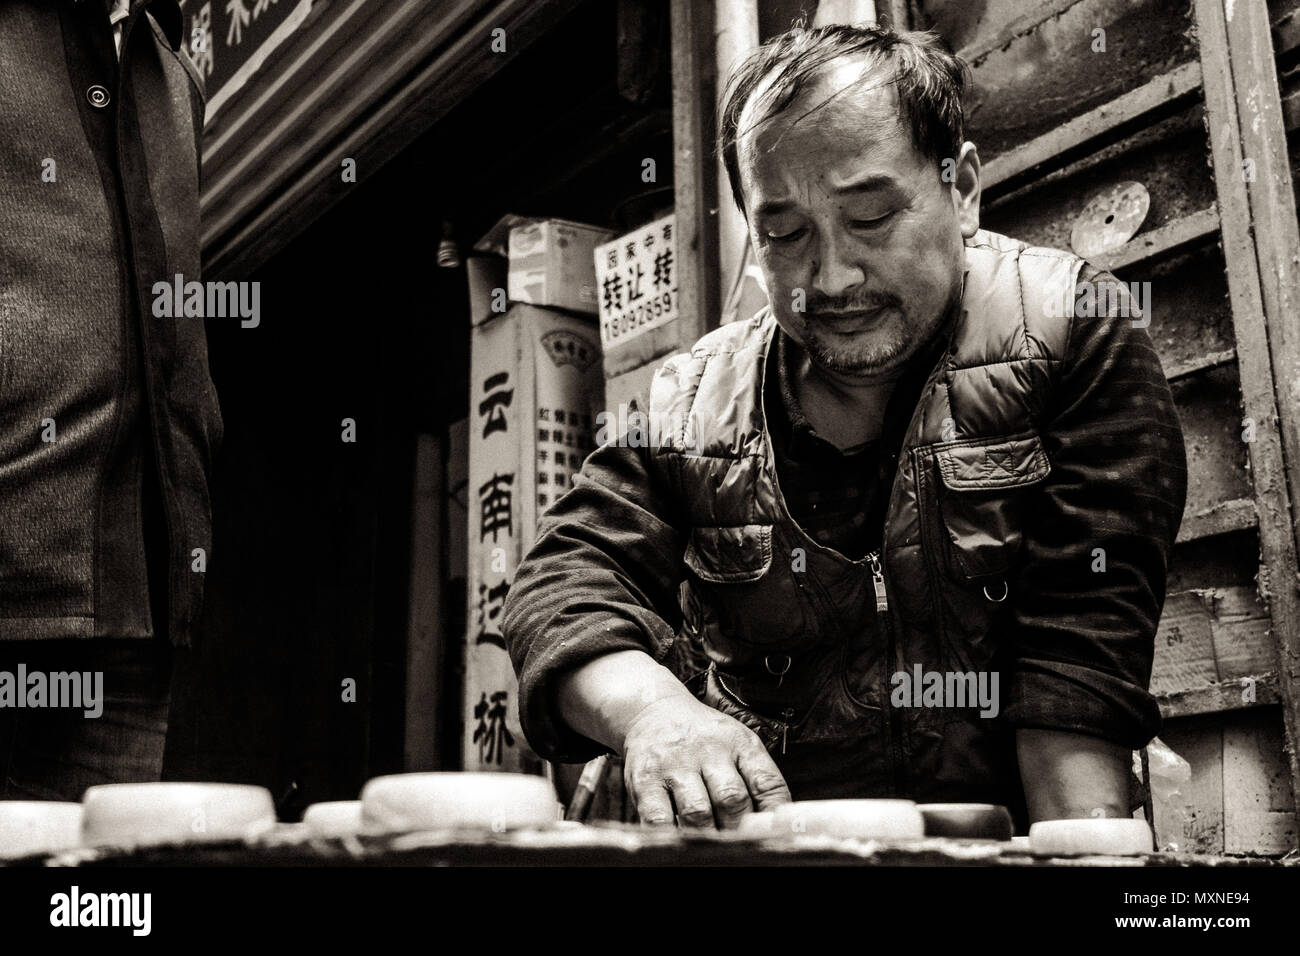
[0,638,171,801]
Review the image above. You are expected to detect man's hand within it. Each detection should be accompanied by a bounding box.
[556,650,792,828]
[621,695,792,828]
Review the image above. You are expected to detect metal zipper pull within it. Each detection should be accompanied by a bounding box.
[779,708,795,754]
[868,550,888,612]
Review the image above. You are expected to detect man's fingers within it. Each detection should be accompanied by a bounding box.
[700,762,755,829]
[664,771,715,828]
[736,742,793,811]
[627,767,674,826]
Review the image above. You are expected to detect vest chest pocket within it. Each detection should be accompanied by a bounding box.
[683,524,773,583]
[933,435,1051,582]
[683,524,802,650]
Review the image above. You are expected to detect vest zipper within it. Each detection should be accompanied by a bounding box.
[868,550,888,612]
[869,548,905,797]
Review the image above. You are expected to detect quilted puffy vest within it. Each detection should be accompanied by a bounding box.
[646,230,1084,822]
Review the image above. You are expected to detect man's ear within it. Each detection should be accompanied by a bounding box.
[951,142,981,239]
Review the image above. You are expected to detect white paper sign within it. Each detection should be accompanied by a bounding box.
[594,214,678,349]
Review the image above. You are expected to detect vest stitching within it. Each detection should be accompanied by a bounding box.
[1013,246,1032,362]
[1057,259,1087,394]
[946,356,1059,371]
[682,354,708,449]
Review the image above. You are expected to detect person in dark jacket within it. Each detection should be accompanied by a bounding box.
[0,0,222,799]
[503,24,1186,831]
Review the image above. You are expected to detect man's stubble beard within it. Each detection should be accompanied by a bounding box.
[799,278,964,377]
[798,312,912,376]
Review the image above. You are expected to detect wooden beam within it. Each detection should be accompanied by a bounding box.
[714,0,758,311]
[1176,496,1256,545]
[983,105,1205,216]
[1274,6,1300,57]
[1156,674,1281,720]
[1194,0,1300,833]
[1091,205,1220,274]
[981,61,1202,199]
[1221,0,1300,829]
[1284,84,1300,133]
[670,0,720,345]
[958,0,1083,66]
[404,432,444,772]
[1164,347,1237,385]
[966,0,1299,205]
[967,0,1300,193]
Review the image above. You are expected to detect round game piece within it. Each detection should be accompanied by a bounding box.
[763,800,925,840]
[0,802,84,859]
[1029,818,1153,857]
[918,803,1014,841]
[302,801,362,838]
[1070,182,1150,258]
[360,772,559,835]
[736,812,776,836]
[81,783,277,848]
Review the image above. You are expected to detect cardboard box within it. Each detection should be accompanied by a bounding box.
[466,255,507,328]
[1151,587,1274,694]
[1154,709,1297,854]
[463,304,605,772]
[470,215,613,320]
[509,219,612,314]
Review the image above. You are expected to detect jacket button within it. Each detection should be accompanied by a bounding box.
[86,85,111,108]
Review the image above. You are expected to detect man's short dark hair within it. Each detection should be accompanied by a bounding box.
[718,23,970,215]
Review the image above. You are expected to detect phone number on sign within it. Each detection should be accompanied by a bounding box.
[603,288,676,343]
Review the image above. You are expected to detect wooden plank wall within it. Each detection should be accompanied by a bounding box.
[910,0,1300,854]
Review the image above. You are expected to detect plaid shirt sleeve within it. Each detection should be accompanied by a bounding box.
[1002,265,1189,748]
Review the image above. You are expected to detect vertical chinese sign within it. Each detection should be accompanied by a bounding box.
[465,305,602,773]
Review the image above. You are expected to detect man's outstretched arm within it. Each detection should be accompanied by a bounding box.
[502,424,792,826]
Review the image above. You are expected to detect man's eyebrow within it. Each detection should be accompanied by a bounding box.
[753,198,796,219]
[835,174,898,195]
[753,175,901,218]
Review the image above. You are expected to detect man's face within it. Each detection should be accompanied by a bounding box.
[737,55,980,381]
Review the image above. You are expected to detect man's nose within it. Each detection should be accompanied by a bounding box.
[811,232,865,300]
